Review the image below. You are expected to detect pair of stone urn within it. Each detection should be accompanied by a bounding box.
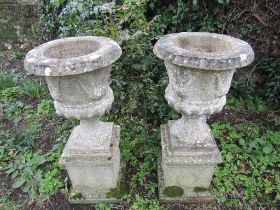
[24,33,253,203]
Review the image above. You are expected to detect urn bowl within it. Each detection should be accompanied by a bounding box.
[153,32,254,115]
[24,36,122,119]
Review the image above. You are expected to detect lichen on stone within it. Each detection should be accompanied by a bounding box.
[106,181,125,199]
[162,186,184,197]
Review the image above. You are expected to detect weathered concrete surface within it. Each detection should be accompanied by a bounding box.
[24,36,122,76]
[24,36,123,203]
[61,125,124,203]
[158,157,214,204]
[154,32,254,202]
[153,32,254,70]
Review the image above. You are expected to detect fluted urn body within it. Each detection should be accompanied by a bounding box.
[24,36,123,203]
[154,32,254,202]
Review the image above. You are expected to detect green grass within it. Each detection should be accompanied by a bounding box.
[0,73,16,91]
[21,79,47,99]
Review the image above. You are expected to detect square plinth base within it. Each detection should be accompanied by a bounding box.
[158,158,214,204]
[68,160,126,204]
[60,125,125,204]
[158,124,222,204]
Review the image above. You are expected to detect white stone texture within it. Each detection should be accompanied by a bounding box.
[154,32,254,201]
[24,36,122,203]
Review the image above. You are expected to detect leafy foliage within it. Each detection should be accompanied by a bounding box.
[211,122,280,208]
[255,59,280,106]
[3,139,64,198]
[130,194,164,210]
[3,102,32,123]
[1,87,22,101]
[39,168,64,196]
[0,72,66,199]
[37,99,55,116]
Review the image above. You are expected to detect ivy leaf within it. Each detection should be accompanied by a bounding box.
[239,138,246,147]
[54,0,61,7]
[262,144,274,154]
[193,0,198,6]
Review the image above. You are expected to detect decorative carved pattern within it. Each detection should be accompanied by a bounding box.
[177,172,197,186]
[46,67,111,105]
[214,70,234,98]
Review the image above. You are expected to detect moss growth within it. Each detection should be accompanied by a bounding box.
[106,181,125,199]
[70,192,85,200]
[194,187,208,193]
[162,186,184,197]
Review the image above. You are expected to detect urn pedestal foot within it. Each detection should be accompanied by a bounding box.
[59,125,125,204]
[158,124,222,203]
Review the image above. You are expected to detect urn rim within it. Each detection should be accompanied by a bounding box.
[24,36,122,76]
[153,32,254,70]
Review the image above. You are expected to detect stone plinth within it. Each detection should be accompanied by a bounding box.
[60,125,124,203]
[153,32,254,203]
[158,124,220,203]
[24,36,123,203]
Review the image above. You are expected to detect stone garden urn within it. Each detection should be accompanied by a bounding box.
[24,36,123,203]
[153,32,254,202]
